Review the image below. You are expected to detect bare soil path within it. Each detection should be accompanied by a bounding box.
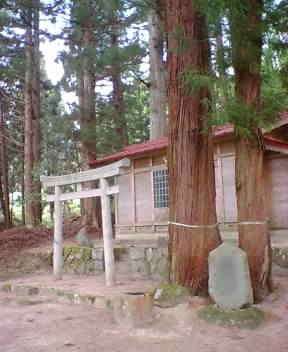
[0,275,288,352]
[1,223,288,351]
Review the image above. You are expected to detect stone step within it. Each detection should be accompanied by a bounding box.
[114,261,132,274]
[2,282,111,309]
[1,281,154,327]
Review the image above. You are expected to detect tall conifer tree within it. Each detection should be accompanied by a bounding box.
[24,0,41,227]
[230,0,273,300]
[165,0,221,293]
[148,0,167,140]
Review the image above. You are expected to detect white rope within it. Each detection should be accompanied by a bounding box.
[168,221,218,229]
[238,220,268,225]
[169,220,269,228]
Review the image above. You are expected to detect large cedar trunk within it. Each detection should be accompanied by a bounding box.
[165,0,221,293]
[232,0,272,301]
[149,0,167,140]
[78,0,100,228]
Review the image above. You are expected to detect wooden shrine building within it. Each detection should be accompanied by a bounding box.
[89,114,288,238]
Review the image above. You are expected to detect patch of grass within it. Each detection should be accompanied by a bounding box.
[198,305,265,329]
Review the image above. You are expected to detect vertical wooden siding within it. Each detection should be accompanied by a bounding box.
[115,147,288,231]
[117,173,134,224]
[135,171,153,222]
[267,154,288,229]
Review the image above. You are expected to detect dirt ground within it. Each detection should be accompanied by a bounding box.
[0,223,288,351]
[0,275,288,352]
[0,219,101,280]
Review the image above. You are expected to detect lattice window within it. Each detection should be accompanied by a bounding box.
[153,169,169,208]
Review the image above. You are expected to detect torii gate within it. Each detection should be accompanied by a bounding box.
[40,158,130,286]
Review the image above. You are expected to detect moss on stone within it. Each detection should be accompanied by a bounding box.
[79,294,96,305]
[16,297,43,305]
[153,283,191,307]
[198,305,265,329]
[63,246,93,274]
[57,290,75,303]
[2,283,12,292]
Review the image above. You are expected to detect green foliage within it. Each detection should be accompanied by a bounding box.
[60,0,149,159]
[181,66,213,95]
[40,81,79,177]
[95,78,149,157]
[1,0,288,226]
[190,0,288,139]
[125,82,150,144]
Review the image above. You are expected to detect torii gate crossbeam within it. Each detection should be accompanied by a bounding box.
[40,158,130,286]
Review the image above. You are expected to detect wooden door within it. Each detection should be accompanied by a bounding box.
[214,158,224,222]
[117,173,134,224]
[216,155,238,223]
[268,156,288,229]
[135,171,153,223]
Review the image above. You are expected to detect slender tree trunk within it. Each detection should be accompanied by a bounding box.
[165,0,221,294]
[24,6,34,227]
[231,0,272,301]
[21,128,25,225]
[215,19,228,105]
[78,0,100,228]
[24,2,41,227]
[0,173,4,225]
[0,91,11,229]
[149,0,167,140]
[31,2,41,224]
[111,26,127,149]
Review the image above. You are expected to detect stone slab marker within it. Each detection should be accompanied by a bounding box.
[208,242,253,310]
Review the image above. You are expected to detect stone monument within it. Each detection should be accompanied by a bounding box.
[208,242,253,310]
[75,227,94,248]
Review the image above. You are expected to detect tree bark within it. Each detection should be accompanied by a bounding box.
[24,6,34,227]
[149,0,167,140]
[0,90,11,229]
[78,0,100,228]
[24,2,41,227]
[21,129,25,225]
[111,26,127,149]
[165,0,221,293]
[215,19,228,106]
[31,2,41,224]
[231,0,272,301]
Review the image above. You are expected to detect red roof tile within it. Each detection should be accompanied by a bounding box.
[89,137,168,167]
[89,113,288,167]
